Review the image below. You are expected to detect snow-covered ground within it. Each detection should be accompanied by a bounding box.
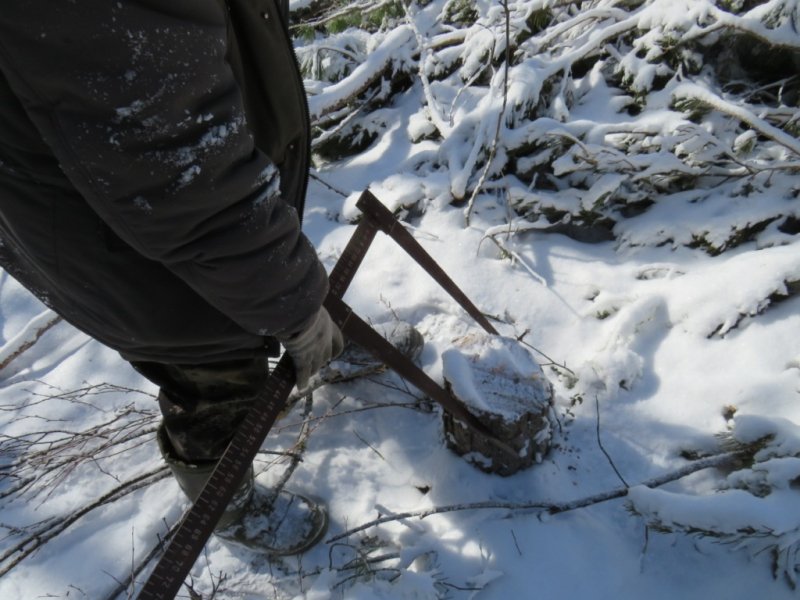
[2,1,800,598]
[1,143,798,598]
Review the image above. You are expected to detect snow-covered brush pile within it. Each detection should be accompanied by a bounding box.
[628,415,800,589]
[293,0,800,253]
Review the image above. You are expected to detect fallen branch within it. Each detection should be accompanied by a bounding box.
[673,82,800,157]
[0,395,159,502]
[0,310,63,373]
[464,0,511,226]
[403,1,451,138]
[525,6,630,53]
[706,2,800,51]
[307,25,416,120]
[327,450,744,542]
[311,89,378,150]
[0,467,169,577]
[291,0,395,31]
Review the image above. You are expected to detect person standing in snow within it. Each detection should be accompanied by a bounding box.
[0,0,344,554]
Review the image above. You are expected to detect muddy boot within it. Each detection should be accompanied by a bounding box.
[158,427,327,555]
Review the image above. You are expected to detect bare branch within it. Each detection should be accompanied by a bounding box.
[0,467,169,577]
[327,451,745,543]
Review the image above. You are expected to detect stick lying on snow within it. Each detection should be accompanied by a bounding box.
[327,450,744,542]
[0,310,62,373]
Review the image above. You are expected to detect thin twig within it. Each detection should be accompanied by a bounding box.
[353,429,386,461]
[464,0,511,226]
[0,467,169,577]
[0,398,159,503]
[272,400,422,435]
[480,232,548,286]
[595,394,628,487]
[264,394,315,506]
[309,172,349,198]
[102,519,181,600]
[515,333,576,377]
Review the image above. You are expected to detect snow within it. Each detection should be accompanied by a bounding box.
[732,415,800,460]
[671,82,800,156]
[307,26,416,120]
[628,485,800,536]
[441,333,550,420]
[1,1,800,599]
[3,183,799,598]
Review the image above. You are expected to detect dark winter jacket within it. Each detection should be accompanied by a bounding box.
[0,0,328,363]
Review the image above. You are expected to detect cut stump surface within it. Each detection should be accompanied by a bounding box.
[441,333,554,476]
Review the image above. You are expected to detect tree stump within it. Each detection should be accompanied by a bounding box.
[441,333,554,476]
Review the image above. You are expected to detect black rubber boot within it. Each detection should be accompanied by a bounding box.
[158,427,327,555]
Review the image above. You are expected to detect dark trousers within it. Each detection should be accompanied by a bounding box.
[131,358,270,463]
